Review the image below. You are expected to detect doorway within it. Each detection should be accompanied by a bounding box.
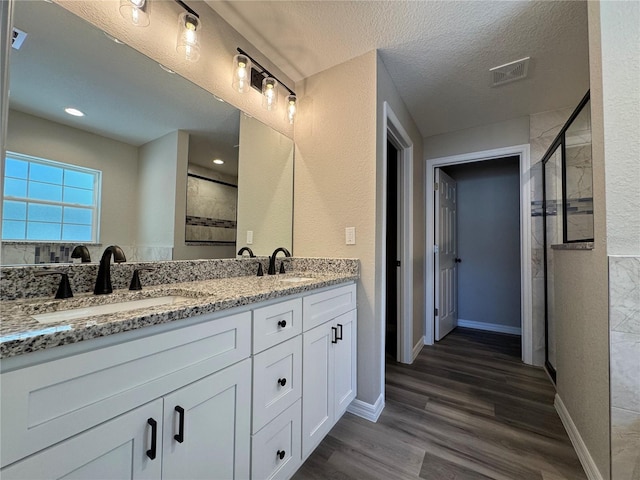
[425,145,534,365]
[438,157,522,346]
[385,140,399,359]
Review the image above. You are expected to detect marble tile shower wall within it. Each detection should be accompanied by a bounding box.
[529,107,573,365]
[609,256,640,480]
[1,243,172,265]
[0,257,359,301]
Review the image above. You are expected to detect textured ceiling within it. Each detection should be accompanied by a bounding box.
[206,0,590,137]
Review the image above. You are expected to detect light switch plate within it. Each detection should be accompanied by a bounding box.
[345,227,356,245]
[246,230,253,245]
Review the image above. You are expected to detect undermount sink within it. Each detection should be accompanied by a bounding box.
[279,277,314,283]
[31,296,192,324]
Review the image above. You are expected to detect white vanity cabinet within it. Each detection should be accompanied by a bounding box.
[0,281,357,480]
[301,285,357,459]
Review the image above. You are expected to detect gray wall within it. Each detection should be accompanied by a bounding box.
[443,157,521,331]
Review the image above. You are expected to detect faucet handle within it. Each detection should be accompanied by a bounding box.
[35,270,73,299]
[256,262,264,277]
[129,267,156,291]
[279,261,286,274]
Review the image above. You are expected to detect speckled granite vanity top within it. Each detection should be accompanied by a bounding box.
[0,272,357,359]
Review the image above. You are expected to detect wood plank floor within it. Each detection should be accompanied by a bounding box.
[293,328,587,480]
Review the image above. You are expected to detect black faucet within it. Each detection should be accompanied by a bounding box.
[35,270,74,299]
[71,245,91,263]
[237,247,255,258]
[94,245,126,295]
[268,247,291,275]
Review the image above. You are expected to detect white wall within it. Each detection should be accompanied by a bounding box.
[236,115,294,257]
[443,158,521,331]
[6,109,139,247]
[294,51,379,405]
[425,116,530,160]
[136,130,184,251]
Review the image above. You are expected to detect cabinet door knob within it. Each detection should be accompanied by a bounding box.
[146,418,158,460]
[174,406,185,443]
[331,326,338,344]
[278,320,287,328]
[277,450,286,460]
[277,377,287,387]
[336,323,343,341]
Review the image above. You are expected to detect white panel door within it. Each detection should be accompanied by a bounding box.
[435,168,458,341]
[1,399,163,480]
[302,323,334,459]
[162,359,251,480]
[333,309,357,418]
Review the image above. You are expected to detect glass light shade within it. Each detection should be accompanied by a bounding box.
[119,0,149,27]
[176,12,200,62]
[286,94,297,124]
[232,54,252,93]
[262,77,278,111]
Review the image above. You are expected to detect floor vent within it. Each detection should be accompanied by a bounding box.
[12,28,27,50]
[490,57,530,87]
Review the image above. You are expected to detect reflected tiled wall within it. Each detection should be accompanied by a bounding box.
[610,256,640,479]
[1,243,172,265]
[529,107,573,365]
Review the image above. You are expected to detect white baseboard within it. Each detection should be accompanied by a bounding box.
[347,393,385,423]
[412,336,425,362]
[554,394,604,480]
[457,319,522,336]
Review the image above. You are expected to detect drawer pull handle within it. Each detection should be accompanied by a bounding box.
[146,418,157,460]
[337,323,343,341]
[174,406,185,443]
[331,326,338,344]
[278,320,287,328]
[277,450,286,460]
[278,377,287,387]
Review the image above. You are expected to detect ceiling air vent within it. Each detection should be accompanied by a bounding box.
[12,28,27,50]
[490,57,530,87]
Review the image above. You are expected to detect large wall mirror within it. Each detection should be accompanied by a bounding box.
[2,0,293,265]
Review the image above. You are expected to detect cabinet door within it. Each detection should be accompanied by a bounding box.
[1,399,163,480]
[333,309,357,418]
[161,359,251,480]
[301,323,334,460]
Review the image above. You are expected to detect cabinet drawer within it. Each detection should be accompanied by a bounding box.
[1,311,251,468]
[303,283,356,331]
[252,336,302,433]
[251,399,302,480]
[253,298,302,353]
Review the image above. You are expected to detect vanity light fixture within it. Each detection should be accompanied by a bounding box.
[286,94,297,124]
[64,107,85,117]
[212,159,224,165]
[234,48,297,118]
[119,0,150,27]
[232,54,252,93]
[175,1,201,62]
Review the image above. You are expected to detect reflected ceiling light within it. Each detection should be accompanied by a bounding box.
[119,0,150,27]
[176,8,200,62]
[232,54,251,93]
[213,95,225,103]
[213,159,224,165]
[286,94,297,124]
[64,107,85,117]
[159,63,176,74]
[234,48,297,118]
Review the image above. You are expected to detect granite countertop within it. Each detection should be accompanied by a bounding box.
[0,272,358,359]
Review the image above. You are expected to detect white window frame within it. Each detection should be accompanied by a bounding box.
[2,152,102,243]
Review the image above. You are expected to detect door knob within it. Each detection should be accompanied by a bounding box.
[454,258,462,263]
[278,377,287,387]
[278,320,287,328]
[277,450,286,460]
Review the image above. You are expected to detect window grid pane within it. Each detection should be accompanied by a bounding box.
[2,154,100,242]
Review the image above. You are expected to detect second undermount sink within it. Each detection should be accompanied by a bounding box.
[31,296,192,324]
[279,277,314,283]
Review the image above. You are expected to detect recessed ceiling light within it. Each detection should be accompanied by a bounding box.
[64,107,85,117]
[213,159,224,165]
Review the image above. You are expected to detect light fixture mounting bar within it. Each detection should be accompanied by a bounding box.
[174,0,199,18]
[236,47,295,96]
